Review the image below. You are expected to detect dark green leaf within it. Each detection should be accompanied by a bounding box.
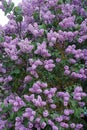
[3,0,7,8]
[39,24,46,30]
[16,15,23,22]
[11,68,20,75]
[14,6,22,16]
[0,36,4,42]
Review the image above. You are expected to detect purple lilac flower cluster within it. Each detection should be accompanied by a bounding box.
[0,0,87,129]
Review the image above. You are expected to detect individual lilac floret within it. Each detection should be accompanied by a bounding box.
[44,59,55,71]
[27,59,43,78]
[34,41,51,58]
[0,119,7,130]
[28,22,44,37]
[55,116,63,123]
[43,110,49,117]
[78,102,85,107]
[52,125,59,130]
[64,65,71,76]
[50,104,56,109]
[0,63,6,73]
[47,30,57,46]
[60,122,69,128]
[70,123,76,128]
[75,124,83,130]
[28,122,33,129]
[24,75,32,83]
[69,58,76,64]
[57,92,70,106]
[32,95,46,107]
[4,75,12,83]
[23,108,36,121]
[56,58,61,63]
[24,94,35,102]
[40,122,46,129]
[73,86,87,101]
[64,109,74,116]
[44,87,57,98]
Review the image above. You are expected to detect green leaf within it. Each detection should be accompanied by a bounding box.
[11,68,20,75]
[74,108,84,118]
[1,103,5,108]
[1,103,12,113]
[12,34,17,39]
[16,15,23,22]
[0,36,4,42]
[50,113,59,119]
[14,6,22,16]
[44,118,48,123]
[40,118,45,124]
[4,2,14,15]
[76,16,83,24]
[70,100,77,108]
[23,118,29,127]
[39,24,46,30]
[10,2,14,9]
[3,0,7,8]
[75,24,80,30]
[8,113,16,122]
[8,2,14,12]
[33,12,39,20]
[10,113,14,119]
[4,128,7,130]
[58,0,63,4]
[45,125,52,130]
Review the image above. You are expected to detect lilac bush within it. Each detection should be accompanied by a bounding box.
[0,0,87,129]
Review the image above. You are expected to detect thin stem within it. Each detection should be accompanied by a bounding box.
[16,22,22,40]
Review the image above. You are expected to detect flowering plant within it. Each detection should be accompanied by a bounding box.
[0,0,87,130]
